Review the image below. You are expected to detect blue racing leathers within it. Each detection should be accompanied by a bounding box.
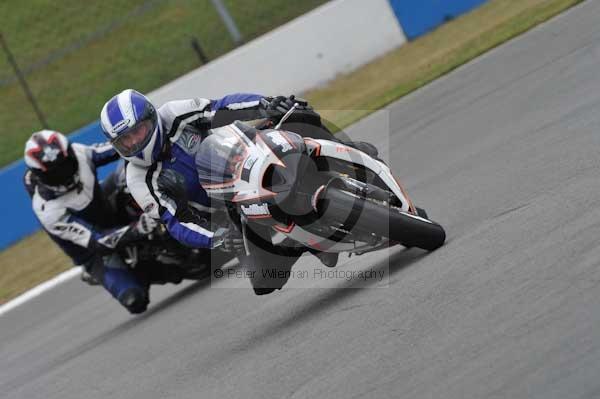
[126,93,264,249]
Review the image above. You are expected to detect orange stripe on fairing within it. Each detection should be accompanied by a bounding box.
[273,222,295,233]
[247,214,272,220]
[394,176,416,214]
[303,138,321,157]
[280,130,297,149]
[255,134,286,168]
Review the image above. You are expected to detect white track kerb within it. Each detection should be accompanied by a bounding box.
[0,267,81,317]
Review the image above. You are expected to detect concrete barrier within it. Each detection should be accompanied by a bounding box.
[149,0,407,105]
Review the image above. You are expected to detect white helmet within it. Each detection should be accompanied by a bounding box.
[100,89,162,167]
[24,130,79,193]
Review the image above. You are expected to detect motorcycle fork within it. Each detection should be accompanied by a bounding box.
[240,214,252,257]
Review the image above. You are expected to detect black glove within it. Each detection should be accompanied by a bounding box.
[212,227,245,253]
[260,95,310,121]
[260,95,323,128]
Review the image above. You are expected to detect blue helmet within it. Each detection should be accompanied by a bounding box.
[100,89,162,166]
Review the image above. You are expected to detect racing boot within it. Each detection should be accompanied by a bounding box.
[119,288,149,314]
[81,269,100,285]
[312,251,339,268]
[254,287,277,295]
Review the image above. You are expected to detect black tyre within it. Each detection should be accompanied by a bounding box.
[319,189,446,251]
[416,207,428,219]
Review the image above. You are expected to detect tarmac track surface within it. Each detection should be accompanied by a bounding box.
[3,2,600,398]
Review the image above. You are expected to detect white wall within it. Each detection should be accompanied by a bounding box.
[148,0,406,106]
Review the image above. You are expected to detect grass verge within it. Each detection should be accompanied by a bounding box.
[0,231,69,303]
[0,0,582,305]
[0,0,327,167]
[307,0,583,128]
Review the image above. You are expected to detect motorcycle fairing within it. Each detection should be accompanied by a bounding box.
[309,139,413,213]
[197,123,416,253]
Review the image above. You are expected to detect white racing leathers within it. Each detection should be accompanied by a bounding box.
[24,143,149,312]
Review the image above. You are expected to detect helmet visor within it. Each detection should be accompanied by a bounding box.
[111,119,156,157]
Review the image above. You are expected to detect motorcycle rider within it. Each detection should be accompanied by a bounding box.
[23,130,163,313]
[100,89,379,294]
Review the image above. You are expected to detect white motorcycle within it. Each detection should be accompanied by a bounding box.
[195,109,446,261]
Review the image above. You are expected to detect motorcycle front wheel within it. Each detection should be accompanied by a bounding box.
[319,188,446,251]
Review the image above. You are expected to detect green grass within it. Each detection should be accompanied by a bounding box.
[0,0,583,304]
[0,231,69,303]
[0,0,327,167]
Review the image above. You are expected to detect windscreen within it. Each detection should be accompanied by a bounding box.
[195,130,247,186]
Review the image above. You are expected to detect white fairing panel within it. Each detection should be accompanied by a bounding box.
[314,140,411,212]
[199,126,412,253]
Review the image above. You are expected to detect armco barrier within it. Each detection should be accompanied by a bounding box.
[388,0,488,40]
[0,122,115,249]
